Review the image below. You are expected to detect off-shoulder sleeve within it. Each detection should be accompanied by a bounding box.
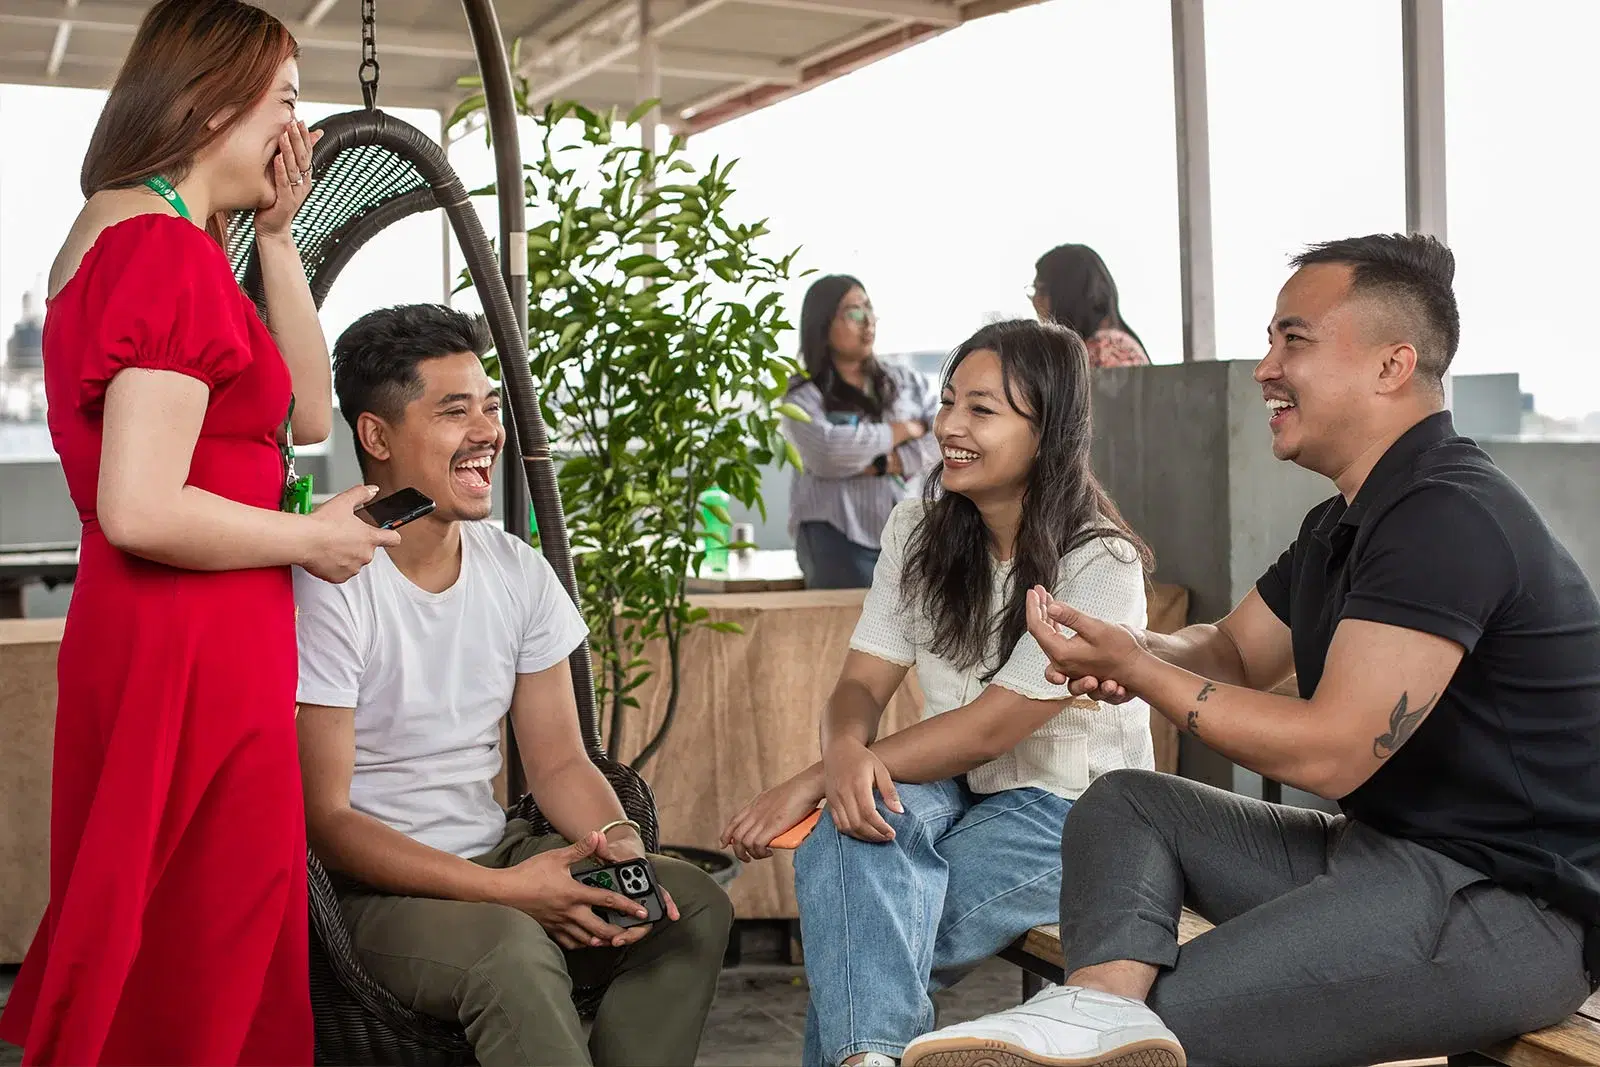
[78,215,255,414]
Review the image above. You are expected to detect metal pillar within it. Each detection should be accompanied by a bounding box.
[461,0,532,796]
[638,0,660,156]
[461,0,530,547]
[1402,0,1448,241]
[1401,0,1451,407]
[1171,0,1216,363]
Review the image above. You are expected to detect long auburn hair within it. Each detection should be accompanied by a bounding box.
[1034,244,1146,355]
[81,0,298,246]
[901,319,1152,679]
[788,274,898,418]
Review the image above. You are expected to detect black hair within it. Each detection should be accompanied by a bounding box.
[789,273,898,418]
[1033,244,1144,354]
[901,319,1151,680]
[331,303,493,474]
[1290,233,1459,387]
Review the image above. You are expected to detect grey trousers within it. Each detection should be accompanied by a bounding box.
[1060,769,1593,1067]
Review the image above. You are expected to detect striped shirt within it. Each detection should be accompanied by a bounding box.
[780,362,942,549]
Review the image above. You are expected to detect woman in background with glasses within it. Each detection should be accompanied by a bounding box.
[1030,243,1151,368]
[780,275,941,589]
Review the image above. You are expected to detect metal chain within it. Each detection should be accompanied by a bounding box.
[358,0,379,109]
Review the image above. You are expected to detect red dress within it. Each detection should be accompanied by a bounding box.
[0,214,313,1065]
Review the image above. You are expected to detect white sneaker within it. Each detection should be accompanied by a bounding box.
[844,1055,899,1067]
[900,986,1185,1067]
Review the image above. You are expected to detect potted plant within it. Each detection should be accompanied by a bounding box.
[451,94,807,882]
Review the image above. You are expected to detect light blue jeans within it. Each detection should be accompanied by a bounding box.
[795,777,1073,1066]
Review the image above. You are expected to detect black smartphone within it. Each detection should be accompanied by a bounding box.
[572,857,667,929]
[355,487,435,530]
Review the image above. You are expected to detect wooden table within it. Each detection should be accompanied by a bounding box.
[0,618,65,960]
[611,582,1189,920]
[684,549,806,594]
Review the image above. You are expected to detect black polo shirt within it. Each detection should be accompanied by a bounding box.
[1257,411,1600,961]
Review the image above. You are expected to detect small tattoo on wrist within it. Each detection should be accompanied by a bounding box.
[1196,683,1216,702]
[1186,709,1201,736]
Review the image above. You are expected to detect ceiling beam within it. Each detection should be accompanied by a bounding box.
[682,18,943,133]
[736,0,961,25]
[300,0,342,28]
[608,47,799,85]
[46,0,79,77]
[0,0,478,60]
[677,15,905,120]
[516,0,727,107]
[0,59,453,110]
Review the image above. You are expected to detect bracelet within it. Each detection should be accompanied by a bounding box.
[597,818,643,839]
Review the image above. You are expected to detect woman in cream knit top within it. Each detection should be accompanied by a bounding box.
[850,499,1152,799]
[723,319,1153,1067]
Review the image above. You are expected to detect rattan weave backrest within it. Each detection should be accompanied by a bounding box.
[226,108,603,755]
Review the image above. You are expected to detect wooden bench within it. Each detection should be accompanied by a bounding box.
[1000,915,1600,1066]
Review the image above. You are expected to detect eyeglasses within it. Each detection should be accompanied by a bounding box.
[838,306,875,326]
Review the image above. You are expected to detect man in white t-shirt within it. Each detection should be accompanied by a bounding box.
[293,304,732,1067]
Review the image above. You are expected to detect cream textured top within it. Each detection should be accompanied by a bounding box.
[850,501,1156,798]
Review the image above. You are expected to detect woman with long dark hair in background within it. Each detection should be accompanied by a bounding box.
[780,274,941,588]
[1031,243,1152,368]
[725,319,1155,1067]
[0,2,395,1062]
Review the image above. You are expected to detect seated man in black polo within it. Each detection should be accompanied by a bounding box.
[902,233,1600,1067]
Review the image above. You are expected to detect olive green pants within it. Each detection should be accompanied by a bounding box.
[337,819,734,1066]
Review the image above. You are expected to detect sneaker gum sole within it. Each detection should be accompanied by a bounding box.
[903,1036,1185,1067]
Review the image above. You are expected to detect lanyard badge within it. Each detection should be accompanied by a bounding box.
[280,396,314,514]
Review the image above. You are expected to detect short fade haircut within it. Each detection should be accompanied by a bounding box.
[1291,233,1460,388]
[332,303,493,474]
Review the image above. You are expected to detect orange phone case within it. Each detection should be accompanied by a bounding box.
[770,808,823,850]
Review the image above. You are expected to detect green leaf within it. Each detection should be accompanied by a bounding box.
[775,402,811,423]
[784,439,804,471]
[626,99,661,126]
[704,621,745,634]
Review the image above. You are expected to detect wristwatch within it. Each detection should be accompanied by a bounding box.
[871,454,889,476]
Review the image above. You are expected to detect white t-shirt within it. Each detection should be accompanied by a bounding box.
[294,521,589,858]
[849,501,1155,798]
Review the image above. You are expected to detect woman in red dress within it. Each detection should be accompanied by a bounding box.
[0,2,399,1063]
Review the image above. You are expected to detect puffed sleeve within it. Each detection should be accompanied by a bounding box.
[78,214,255,414]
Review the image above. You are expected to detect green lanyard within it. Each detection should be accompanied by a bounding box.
[280,396,314,514]
[143,174,311,512]
[142,175,192,221]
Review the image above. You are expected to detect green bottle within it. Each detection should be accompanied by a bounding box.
[698,485,732,574]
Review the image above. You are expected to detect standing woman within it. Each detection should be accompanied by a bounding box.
[0,2,397,1063]
[1030,243,1152,368]
[781,275,941,589]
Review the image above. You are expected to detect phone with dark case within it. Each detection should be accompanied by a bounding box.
[355,487,435,530]
[572,857,667,928]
